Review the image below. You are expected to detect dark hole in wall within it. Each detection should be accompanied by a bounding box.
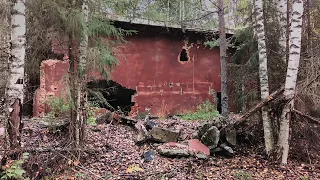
[87,80,136,115]
[179,49,189,61]
[216,92,221,114]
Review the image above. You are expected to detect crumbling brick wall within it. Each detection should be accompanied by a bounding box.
[33,60,69,117]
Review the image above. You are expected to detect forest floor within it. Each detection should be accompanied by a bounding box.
[16,118,320,180]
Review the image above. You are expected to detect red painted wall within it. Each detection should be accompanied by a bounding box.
[34,25,223,117]
[110,34,221,116]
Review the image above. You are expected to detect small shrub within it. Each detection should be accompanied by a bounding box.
[87,106,97,126]
[1,152,30,180]
[45,96,70,117]
[181,99,220,120]
[233,170,253,180]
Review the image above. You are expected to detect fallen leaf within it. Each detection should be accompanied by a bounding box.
[73,160,80,166]
[126,164,144,173]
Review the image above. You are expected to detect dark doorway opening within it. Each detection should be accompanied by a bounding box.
[216,92,221,114]
[179,49,189,62]
[87,80,136,115]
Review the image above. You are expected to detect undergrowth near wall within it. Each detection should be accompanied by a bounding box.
[181,99,220,120]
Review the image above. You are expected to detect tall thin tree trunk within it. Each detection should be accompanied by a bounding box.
[277,0,288,63]
[68,0,77,146]
[277,0,304,165]
[0,0,10,148]
[5,0,26,148]
[76,0,89,148]
[254,0,274,155]
[217,0,229,117]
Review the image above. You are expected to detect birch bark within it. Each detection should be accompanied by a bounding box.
[5,0,26,148]
[277,0,288,63]
[277,0,304,165]
[254,0,274,155]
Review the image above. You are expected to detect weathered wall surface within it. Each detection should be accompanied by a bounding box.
[34,24,224,117]
[111,34,221,116]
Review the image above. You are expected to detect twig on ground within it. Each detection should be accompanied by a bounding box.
[1,147,109,156]
[293,109,320,124]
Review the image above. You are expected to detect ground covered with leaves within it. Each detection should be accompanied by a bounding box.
[11,118,320,179]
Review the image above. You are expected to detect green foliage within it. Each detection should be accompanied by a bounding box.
[204,39,220,49]
[45,96,70,117]
[232,170,253,180]
[181,99,220,121]
[1,153,30,180]
[86,105,97,126]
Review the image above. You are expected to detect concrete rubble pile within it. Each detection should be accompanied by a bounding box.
[97,111,236,160]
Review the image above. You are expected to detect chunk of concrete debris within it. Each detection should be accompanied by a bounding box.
[210,143,234,157]
[145,120,157,130]
[135,122,149,145]
[197,121,215,138]
[158,148,190,158]
[220,143,234,157]
[149,127,180,143]
[136,131,148,145]
[225,128,237,146]
[200,126,220,149]
[188,139,210,156]
[157,140,210,159]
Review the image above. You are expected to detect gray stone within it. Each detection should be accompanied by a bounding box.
[220,143,234,157]
[197,121,215,138]
[96,111,113,124]
[158,148,190,158]
[201,126,220,149]
[192,131,199,139]
[225,128,237,146]
[194,153,209,160]
[149,127,180,143]
[136,131,148,145]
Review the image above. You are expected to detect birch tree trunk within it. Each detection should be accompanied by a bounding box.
[5,0,26,148]
[277,0,304,165]
[254,0,274,155]
[75,0,89,147]
[217,0,229,117]
[277,0,288,63]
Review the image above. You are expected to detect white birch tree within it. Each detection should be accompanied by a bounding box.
[5,0,26,148]
[254,0,274,155]
[277,0,288,63]
[277,0,304,165]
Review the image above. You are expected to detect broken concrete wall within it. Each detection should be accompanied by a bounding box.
[34,22,230,117]
[33,60,69,117]
[108,31,222,116]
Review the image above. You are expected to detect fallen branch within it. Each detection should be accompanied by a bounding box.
[293,109,320,124]
[1,147,110,156]
[235,86,285,126]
